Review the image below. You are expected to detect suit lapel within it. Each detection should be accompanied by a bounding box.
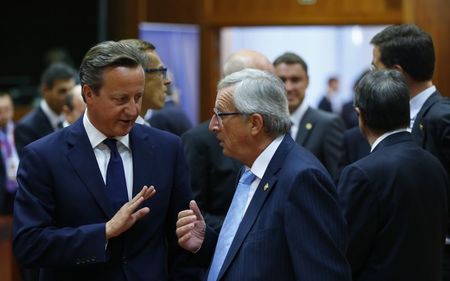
[65,119,114,218]
[217,135,294,280]
[411,91,441,145]
[129,125,155,196]
[296,107,313,145]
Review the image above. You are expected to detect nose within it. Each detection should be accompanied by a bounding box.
[125,99,140,117]
[284,81,294,92]
[209,114,220,132]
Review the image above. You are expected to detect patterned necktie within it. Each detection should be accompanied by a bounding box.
[103,138,128,212]
[207,169,256,281]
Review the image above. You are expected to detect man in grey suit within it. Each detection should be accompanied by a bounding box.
[273,52,345,179]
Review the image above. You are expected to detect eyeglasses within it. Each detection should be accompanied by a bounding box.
[213,107,243,127]
[145,67,168,79]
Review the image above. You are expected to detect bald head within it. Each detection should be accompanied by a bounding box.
[223,49,274,76]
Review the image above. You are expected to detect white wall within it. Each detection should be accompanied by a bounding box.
[221,25,387,108]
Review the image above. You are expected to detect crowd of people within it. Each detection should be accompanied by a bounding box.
[0,23,449,281]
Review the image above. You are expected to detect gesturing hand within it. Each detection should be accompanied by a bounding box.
[176,200,206,253]
[106,185,156,240]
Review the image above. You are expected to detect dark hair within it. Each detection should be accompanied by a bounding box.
[40,62,77,89]
[79,41,149,94]
[273,52,308,75]
[371,24,435,81]
[355,69,410,132]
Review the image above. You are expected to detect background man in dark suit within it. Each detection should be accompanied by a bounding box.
[338,70,449,281]
[176,69,351,281]
[120,39,172,127]
[273,52,345,179]
[370,24,450,279]
[181,49,274,232]
[13,41,197,281]
[14,62,77,156]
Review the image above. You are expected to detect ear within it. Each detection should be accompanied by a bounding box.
[249,113,264,136]
[82,84,95,104]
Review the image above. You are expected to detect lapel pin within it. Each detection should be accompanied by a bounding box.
[419,123,423,131]
[305,123,313,130]
[263,183,269,191]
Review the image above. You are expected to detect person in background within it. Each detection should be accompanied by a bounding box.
[176,69,351,281]
[14,62,77,156]
[370,24,450,280]
[13,40,198,281]
[62,84,85,126]
[181,49,274,232]
[273,52,345,179]
[120,39,171,126]
[0,91,19,215]
[318,76,341,113]
[338,69,448,281]
[149,83,193,136]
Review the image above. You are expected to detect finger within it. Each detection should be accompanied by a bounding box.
[142,186,156,200]
[176,224,194,239]
[127,195,145,212]
[178,232,192,245]
[130,186,148,204]
[190,200,204,220]
[132,207,150,221]
[176,215,197,228]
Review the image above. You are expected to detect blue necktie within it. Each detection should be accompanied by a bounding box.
[103,138,128,212]
[207,169,256,281]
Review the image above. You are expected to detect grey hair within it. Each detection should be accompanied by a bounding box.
[218,68,291,136]
[79,41,149,94]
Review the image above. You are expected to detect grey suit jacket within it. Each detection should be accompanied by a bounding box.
[294,107,345,179]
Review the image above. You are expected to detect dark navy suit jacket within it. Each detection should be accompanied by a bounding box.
[12,118,196,281]
[338,132,449,281]
[15,106,54,157]
[294,107,345,179]
[149,100,193,137]
[411,91,450,181]
[197,135,351,281]
[338,126,370,178]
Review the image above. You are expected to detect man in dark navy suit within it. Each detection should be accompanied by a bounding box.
[13,41,197,281]
[14,62,77,157]
[338,70,448,281]
[181,49,274,232]
[177,69,350,281]
[371,24,450,279]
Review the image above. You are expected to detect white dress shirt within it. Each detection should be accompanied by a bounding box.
[242,135,284,211]
[289,102,309,140]
[40,99,65,130]
[83,112,134,200]
[409,85,436,130]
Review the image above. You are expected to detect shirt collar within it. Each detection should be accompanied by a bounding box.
[40,99,65,129]
[248,135,284,180]
[410,85,436,126]
[83,110,130,150]
[290,102,309,127]
[370,128,408,152]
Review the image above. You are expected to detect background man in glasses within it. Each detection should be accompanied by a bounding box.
[176,69,351,281]
[120,39,171,126]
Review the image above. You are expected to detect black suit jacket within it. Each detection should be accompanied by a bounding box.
[338,132,449,281]
[15,106,54,157]
[149,101,193,137]
[294,107,345,179]
[196,135,351,281]
[338,126,370,178]
[181,121,242,232]
[411,91,450,180]
[318,97,332,112]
